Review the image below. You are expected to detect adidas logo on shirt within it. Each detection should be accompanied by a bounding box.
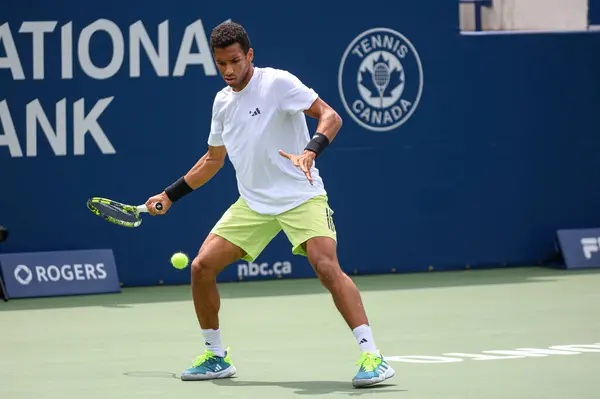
[249,107,261,116]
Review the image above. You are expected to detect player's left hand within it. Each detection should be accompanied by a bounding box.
[279,149,316,185]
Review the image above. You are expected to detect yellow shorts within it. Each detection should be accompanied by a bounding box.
[210,195,337,262]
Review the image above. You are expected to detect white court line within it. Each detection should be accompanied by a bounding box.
[386,343,600,363]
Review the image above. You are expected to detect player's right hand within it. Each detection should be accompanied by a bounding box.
[145,192,172,215]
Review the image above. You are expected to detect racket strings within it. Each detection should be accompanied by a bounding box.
[93,202,138,223]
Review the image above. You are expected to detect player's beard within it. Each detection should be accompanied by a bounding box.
[229,64,252,90]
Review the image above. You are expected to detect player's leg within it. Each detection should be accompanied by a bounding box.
[302,236,394,387]
[181,233,242,381]
[302,237,368,331]
[191,233,244,349]
[277,196,367,329]
[277,195,395,387]
[181,197,281,381]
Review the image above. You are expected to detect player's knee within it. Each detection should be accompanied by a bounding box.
[313,257,344,289]
[191,256,217,280]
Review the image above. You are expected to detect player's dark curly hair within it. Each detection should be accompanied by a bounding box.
[210,22,251,54]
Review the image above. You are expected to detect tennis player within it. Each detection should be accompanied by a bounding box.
[145,21,395,388]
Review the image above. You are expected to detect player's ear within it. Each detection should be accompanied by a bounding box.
[247,48,254,63]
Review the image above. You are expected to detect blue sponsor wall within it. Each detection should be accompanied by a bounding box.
[592,0,600,25]
[1,1,600,287]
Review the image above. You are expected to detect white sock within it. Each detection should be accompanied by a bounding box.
[201,328,225,357]
[352,324,378,355]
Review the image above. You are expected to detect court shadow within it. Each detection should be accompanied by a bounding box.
[123,371,180,379]
[210,378,405,396]
[122,372,404,395]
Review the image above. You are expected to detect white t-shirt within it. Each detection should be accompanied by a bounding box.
[207,67,328,215]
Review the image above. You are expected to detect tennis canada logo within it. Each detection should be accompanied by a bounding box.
[338,28,423,132]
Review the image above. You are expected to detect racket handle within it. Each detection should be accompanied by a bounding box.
[136,203,163,213]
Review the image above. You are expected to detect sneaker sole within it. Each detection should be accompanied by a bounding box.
[352,366,396,388]
[180,366,237,381]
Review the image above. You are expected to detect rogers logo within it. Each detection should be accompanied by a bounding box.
[12,263,107,285]
[14,264,33,285]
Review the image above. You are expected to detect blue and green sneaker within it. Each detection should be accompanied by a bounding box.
[180,348,236,381]
[352,351,395,387]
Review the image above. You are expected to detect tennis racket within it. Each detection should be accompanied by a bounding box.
[86,197,163,228]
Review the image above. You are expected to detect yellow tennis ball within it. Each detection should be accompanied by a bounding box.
[171,252,189,269]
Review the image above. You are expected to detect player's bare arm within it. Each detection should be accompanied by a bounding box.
[304,97,344,142]
[279,97,343,184]
[184,145,227,189]
[145,145,227,215]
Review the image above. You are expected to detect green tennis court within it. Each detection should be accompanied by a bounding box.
[2,266,600,399]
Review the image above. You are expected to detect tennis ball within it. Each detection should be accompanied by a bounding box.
[171,252,189,269]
